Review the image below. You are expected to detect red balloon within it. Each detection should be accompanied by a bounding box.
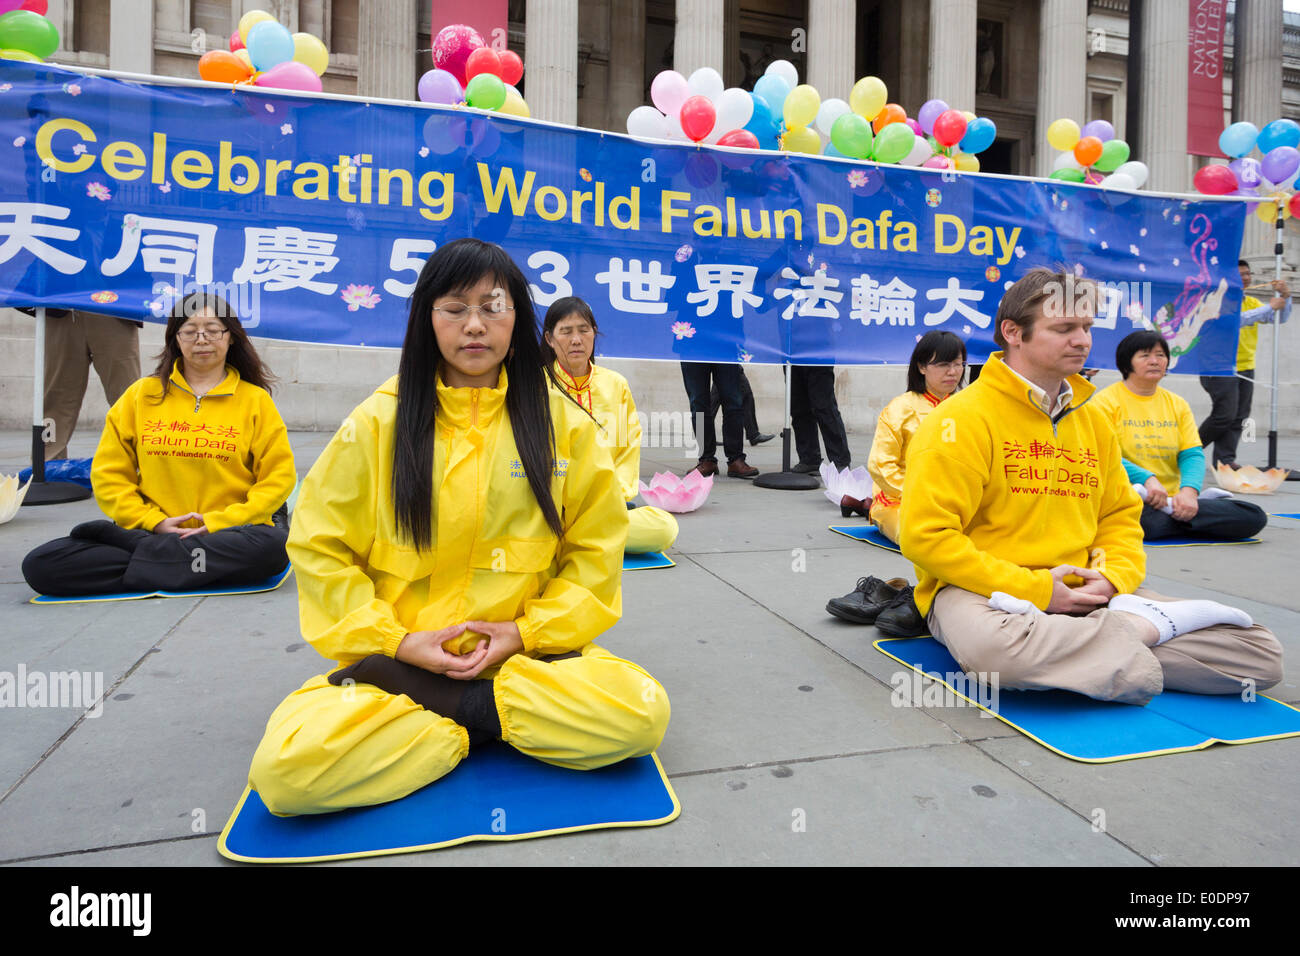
[499,50,524,86]
[1193,164,1239,196]
[20,0,49,13]
[1290,193,1300,220]
[464,46,502,81]
[716,129,760,149]
[229,30,244,52]
[932,109,968,147]
[678,94,716,142]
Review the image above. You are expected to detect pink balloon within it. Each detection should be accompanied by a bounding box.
[651,70,690,117]
[922,155,952,169]
[905,118,922,136]
[0,0,25,12]
[254,61,323,93]
[432,24,484,87]
[229,30,244,52]
[678,94,716,142]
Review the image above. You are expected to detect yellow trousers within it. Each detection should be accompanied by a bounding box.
[871,501,901,544]
[249,643,670,815]
[626,505,678,554]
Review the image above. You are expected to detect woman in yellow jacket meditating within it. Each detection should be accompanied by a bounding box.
[248,239,670,815]
[21,293,295,596]
[543,296,678,554]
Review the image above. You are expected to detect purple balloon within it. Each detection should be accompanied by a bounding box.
[1081,119,1115,143]
[418,68,463,105]
[917,99,948,136]
[1229,157,1263,189]
[1231,186,1262,212]
[1260,146,1300,186]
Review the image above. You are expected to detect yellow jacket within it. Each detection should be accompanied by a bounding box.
[550,362,642,501]
[91,362,296,533]
[867,389,945,506]
[900,353,1145,615]
[287,369,629,664]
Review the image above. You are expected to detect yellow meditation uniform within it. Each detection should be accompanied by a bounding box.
[550,361,678,554]
[865,390,944,543]
[248,370,670,815]
[1091,382,1201,496]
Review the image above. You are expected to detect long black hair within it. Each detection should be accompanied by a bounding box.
[393,238,562,550]
[906,330,967,394]
[151,292,276,402]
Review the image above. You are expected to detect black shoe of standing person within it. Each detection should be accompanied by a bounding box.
[790,460,820,475]
[874,586,929,638]
[749,433,775,446]
[826,576,909,624]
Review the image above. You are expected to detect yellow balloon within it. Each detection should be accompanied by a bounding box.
[239,10,275,45]
[0,48,41,62]
[781,125,822,154]
[849,76,887,121]
[233,49,254,71]
[292,33,329,75]
[953,152,980,172]
[1047,118,1080,152]
[783,84,821,130]
[1257,201,1279,224]
[961,110,976,122]
[500,89,530,118]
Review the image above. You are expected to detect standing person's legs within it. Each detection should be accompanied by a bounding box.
[122,525,289,592]
[738,370,761,441]
[803,366,851,468]
[1198,374,1240,466]
[42,314,91,460]
[711,363,746,462]
[81,312,141,408]
[1223,369,1255,464]
[681,363,717,462]
[789,365,821,465]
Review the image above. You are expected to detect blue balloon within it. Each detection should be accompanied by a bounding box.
[744,93,779,143]
[959,116,997,155]
[246,19,295,72]
[752,74,790,114]
[1218,121,1259,159]
[823,142,846,158]
[1257,119,1300,154]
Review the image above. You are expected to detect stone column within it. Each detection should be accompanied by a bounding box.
[109,0,153,73]
[1035,0,1087,176]
[807,0,855,99]
[608,0,647,129]
[358,0,417,100]
[1137,0,1189,192]
[527,0,579,125]
[928,0,976,108]
[1238,0,1284,265]
[673,0,724,78]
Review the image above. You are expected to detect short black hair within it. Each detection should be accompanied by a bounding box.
[907,331,967,393]
[1115,329,1170,378]
[1238,259,1249,268]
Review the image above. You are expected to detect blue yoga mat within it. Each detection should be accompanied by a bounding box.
[1270,513,1300,520]
[30,564,292,604]
[623,551,675,570]
[219,743,679,863]
[1147,534,1259,547]
[829,524,901,552]
[876,636,1300,762]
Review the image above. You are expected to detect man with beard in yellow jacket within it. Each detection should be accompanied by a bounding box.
[899,268,1281,705]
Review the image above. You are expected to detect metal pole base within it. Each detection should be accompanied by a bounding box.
[21,480,93,506]
[753,471,821,490]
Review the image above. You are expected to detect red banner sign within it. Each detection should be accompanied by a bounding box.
[1188,0,1227,157]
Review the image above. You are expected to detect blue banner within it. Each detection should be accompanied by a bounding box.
[0,62,1248,372]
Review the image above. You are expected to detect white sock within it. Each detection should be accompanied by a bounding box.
[989,591,1042,616]
[1201,487,1233,500]
[1108,593,1253,645]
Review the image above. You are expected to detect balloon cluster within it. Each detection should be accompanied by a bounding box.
[0,2,57,63]
[628,65,763,149]
[1193,119,1300,224]
[197,11,328,92]
[1045,118,1148,190]
[417,25,528,118]
[905,98,997,170]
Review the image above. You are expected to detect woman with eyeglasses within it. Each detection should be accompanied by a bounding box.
[542,296,678,554]
[248,238,669,815]
[22,293,296,597]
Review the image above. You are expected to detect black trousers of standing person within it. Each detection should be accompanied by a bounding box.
[1138,498,1268,541]
[681,362,745,462]
[789,365,851,469]
[22,513,289,597]
[709,369,760,442]
[1198,370,1255,467]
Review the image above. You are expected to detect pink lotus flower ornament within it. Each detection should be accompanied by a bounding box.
[638,470,713,514]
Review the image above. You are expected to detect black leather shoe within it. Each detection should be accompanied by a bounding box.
[826,576,909,624]
[749,433,775,446]
[874,586,929,637]
[790,460,820,474]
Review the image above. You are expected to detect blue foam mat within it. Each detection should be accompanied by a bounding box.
[876,636,1300,762]
[219,743,679,863]
[828,524,901,552]
[30,564,292,604]
[1270,513,1300,520]
[623,551,675,570]
[1146,534,1259,547]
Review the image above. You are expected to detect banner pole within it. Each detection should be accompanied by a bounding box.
[21,307,92,506]
[755,362,819,491]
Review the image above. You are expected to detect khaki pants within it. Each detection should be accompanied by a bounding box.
[44,311,141,459]
[927,586,1283,705]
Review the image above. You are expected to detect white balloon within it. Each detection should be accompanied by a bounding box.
[1102,172,1138,191]
[901,136,932,167]
[815,97,851,137]
[714,87,754,134]
[665,109,687,140]
[1053,150,1084,172]
[626,105,669,139]
[687,66,725,103]
[765,58,798,90]
[1114,160,1149,189]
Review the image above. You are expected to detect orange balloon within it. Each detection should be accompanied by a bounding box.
[1073,135,1103,167]
[199,49,252,84]
[872,102,906,133]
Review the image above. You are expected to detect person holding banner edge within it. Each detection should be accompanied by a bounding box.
[248,239,669,815]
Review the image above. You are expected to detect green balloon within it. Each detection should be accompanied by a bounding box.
[1094,138,1130,172]
[872,123,914,164]
[465,73,506,111]
[830,114,873,159]
[0,10,59,60]
[1050,168,1086,183]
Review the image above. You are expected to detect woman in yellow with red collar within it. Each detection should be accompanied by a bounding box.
[248,240,670,815]
[542,297,678,555]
